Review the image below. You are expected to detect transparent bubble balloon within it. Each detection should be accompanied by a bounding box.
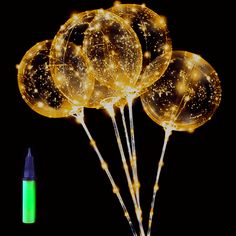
[141,51,222,132]
[109,3,172,92]
[17,40,73,118]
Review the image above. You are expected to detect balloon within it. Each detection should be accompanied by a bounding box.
[141,51,222,132]
[17,40,73,118]
[109,4,172,92]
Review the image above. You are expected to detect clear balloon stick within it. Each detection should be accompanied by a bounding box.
[147,127,172,236]
[127,97,141,208]
[105,105,145,236]
[72,110,137,236]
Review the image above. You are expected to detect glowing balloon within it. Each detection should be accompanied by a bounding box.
[17,40,73,118]
[141,51,222,132]
[110,4,172,92]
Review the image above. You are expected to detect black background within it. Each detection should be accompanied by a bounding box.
[2,0,233,235]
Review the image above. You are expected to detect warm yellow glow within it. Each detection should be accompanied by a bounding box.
[103,35,109,42]
[37,102,44,108]
[90,139,96,148]
[36,44,43,50]
[56,75,63,82]
[101,161,108,170]
[191,70,201,81]
[164,44,170,51]
[55,43,62,51]
[148,220,152,227]
[154,184,159,192]
[144,51,151,59]
[27,65,33,70]
[94,23,101,30]
[158,160,164,168]
[150,207,154,217]
[186,59,194,69]
[176,81,187,94]
[130,159,135,167]
[192,54,201,63]
[72,100,79,105]
[123,163,129,171]
[75,45,81,55]
[104,12,112,20]
[124,18,131,25]
[71,12,80,20]
[113,1,121,7]
[132,154,136,162]
[187,128,195,133]
[113,185,119,194]
[124,210,129,218]
[133,181,140,191]
[140,22,147,33]
[184,95,190,102]
[130,128,134,136]
[159,16,166,26]
[135,207,142,219]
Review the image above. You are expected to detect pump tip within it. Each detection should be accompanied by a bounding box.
[23,148,36,180]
